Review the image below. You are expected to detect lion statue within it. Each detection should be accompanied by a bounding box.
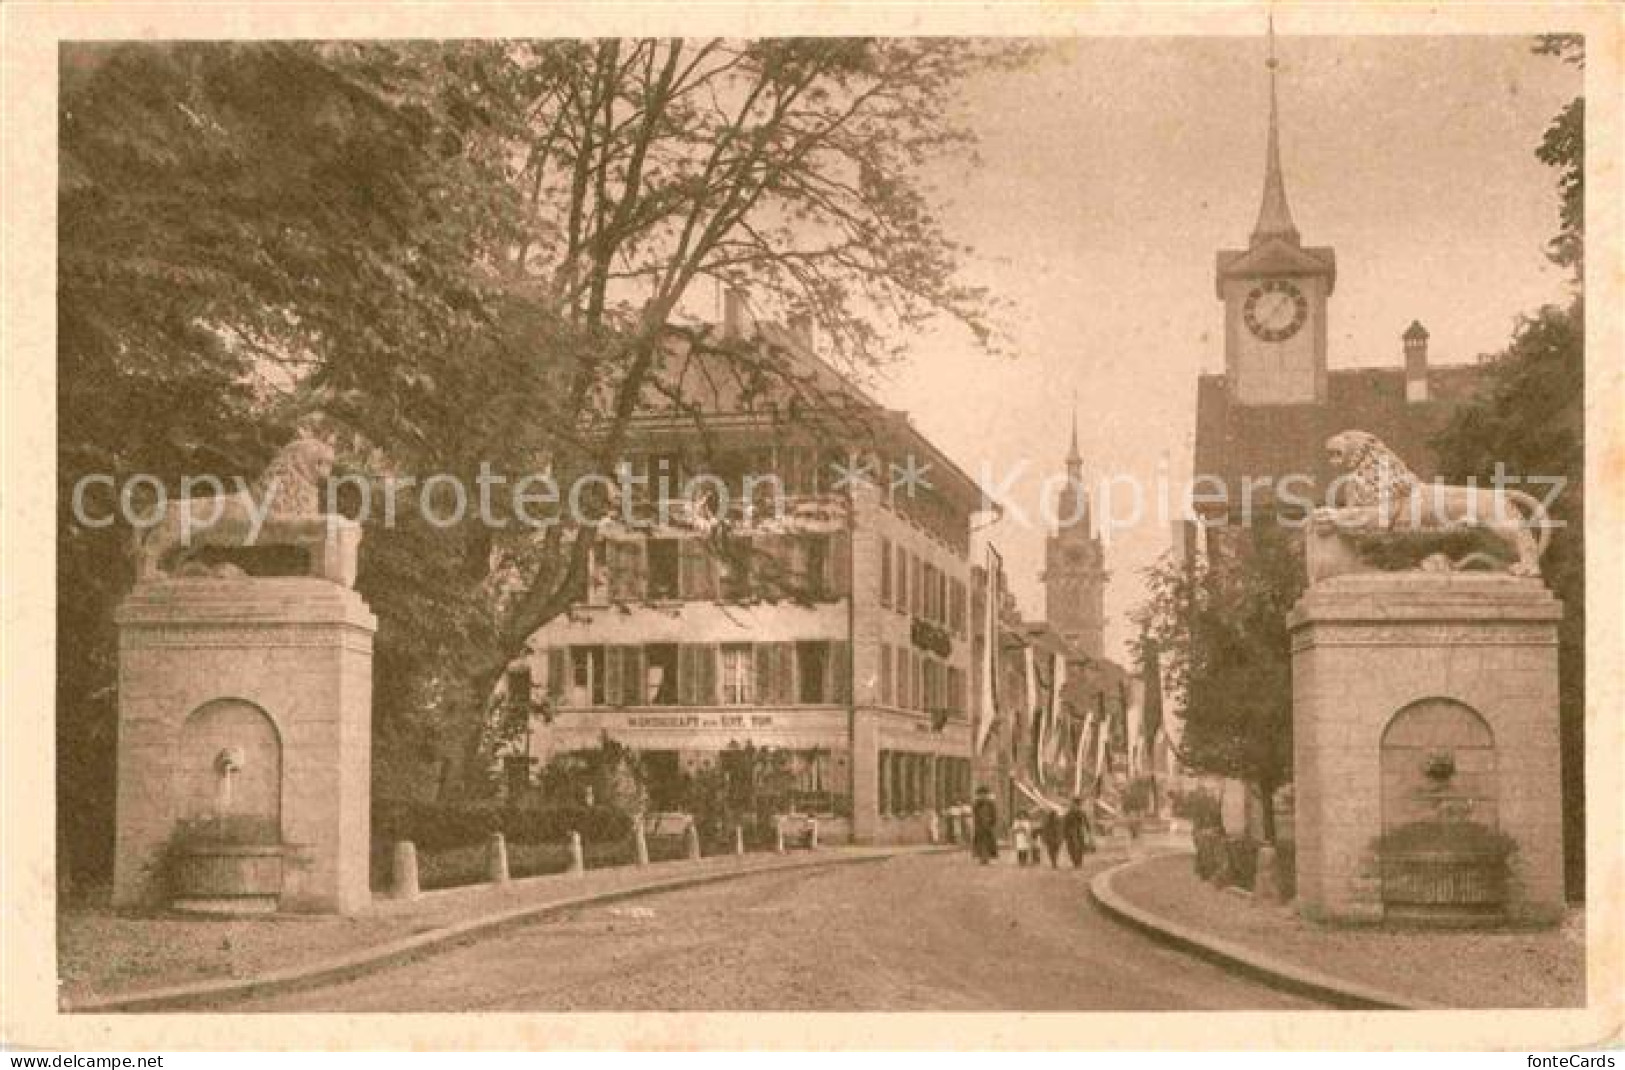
[134,432,358,586]
[1312,430,1551,578]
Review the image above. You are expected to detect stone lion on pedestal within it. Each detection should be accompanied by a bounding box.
[1311,430,1551,578]
[134,432,359,586]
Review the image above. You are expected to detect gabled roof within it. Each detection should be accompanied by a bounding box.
[1192,363,1486,519]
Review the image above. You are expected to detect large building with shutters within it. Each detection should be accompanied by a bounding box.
[508,307,980,844]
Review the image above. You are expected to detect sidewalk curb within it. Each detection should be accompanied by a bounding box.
[69,847,948,1014]
[1088,853,1444,1011]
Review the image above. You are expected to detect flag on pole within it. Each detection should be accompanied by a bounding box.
[975,544,1002,755]
[1049,653,1067,764]
[1024,644,1041,780]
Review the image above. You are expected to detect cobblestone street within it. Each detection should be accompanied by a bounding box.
[223,851,1316,1012]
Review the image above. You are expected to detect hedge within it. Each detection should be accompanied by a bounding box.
[371,798,634,852]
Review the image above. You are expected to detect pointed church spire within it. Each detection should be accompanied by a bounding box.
[1251,14,1301,247]
[1066,394,1082,475]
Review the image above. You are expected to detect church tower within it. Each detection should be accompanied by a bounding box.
[1215,22,1336,406]
[1044,410,1107,659]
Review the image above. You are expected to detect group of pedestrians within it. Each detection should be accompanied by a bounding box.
[969,785,1094,868]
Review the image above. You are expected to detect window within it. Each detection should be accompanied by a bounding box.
[606,646,644,707]
[755,643,796,705]
[797,641,829,704]
[879,537,893,609]
[607,541,644,602]
[911,554,924,617]
[679,539,717,600]
[720,644,755,705]
[949,579,967,637]
[570,646,605,706]
[894,545,909,616]
[645,644,679,705]
[647,539,680,600]
[879,645,893,707]
[679,645,718,706]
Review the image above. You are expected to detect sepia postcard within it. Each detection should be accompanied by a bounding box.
[2,0,1621,1053]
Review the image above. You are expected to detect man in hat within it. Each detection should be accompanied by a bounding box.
[1063,796,1093,868]
[971,785,999,864]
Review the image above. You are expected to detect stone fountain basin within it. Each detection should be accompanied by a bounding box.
[170,842,284,915]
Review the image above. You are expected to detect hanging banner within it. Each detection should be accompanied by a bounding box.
[1072,710,1093,798]
[975,544,1002,755]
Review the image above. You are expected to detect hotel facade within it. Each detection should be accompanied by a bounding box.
[507,316,980,844]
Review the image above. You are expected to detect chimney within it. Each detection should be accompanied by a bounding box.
[1403,320,1430,402]
[786,311,814,350]
[722,286,747,340]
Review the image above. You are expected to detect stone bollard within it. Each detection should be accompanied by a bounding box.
[633,820,650,867]
[807,817,819,850]
[390,841,420,901]
[684,823,702,861]
[733,825,745,856]
[1253,843,1282,904]
[566,830,585,876]
[774,819,786,854]
[487,831,510,884]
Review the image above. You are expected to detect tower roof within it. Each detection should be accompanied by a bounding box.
[1066,399,1082,468]
[1251,19,1301,248]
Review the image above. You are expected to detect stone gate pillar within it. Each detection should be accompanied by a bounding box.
[112,576,375,913]
[1288,572,1563,924]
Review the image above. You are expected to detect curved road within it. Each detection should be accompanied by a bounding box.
[228,851,1316,1011]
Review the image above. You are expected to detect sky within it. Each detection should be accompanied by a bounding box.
[867,33,1580,662]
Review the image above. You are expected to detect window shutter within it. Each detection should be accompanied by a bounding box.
[830,641,851,705]
[755,645,778,705]
[879,538,892,608]
[776,643,796,705]
[701,644,718,705]
[828,533,850,597]
[880,645,893,706]
[604,647,624,707]
[895,546,908,616]
[546,649,567,699]
[622,647,646,707]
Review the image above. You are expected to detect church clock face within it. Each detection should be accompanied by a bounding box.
[1243,279,1309,342]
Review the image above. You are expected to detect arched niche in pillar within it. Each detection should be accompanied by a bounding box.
[173,698,283,833]
[1380,697,1496,830]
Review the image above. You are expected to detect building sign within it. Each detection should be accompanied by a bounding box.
[624,712,778,731]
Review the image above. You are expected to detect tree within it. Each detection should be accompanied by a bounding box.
[1533,34,1583,278]
[1133,525,1303,841]
[57,41,531,884]
[1430,34,1584,899]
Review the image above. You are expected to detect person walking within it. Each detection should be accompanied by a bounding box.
[1040,807,1063,868]
[1012,811,1035,867]
[1063,796,1093,868]
[971,786,999,865]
